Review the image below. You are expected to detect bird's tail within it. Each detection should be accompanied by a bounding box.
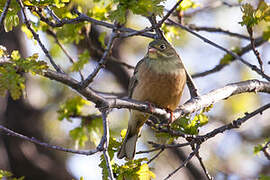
[117,128,138,160]
[117,111,148,160]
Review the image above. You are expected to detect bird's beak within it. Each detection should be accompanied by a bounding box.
[148,47,157,53]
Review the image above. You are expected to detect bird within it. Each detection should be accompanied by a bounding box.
[117,39,186,160]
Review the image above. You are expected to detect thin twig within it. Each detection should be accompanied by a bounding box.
[0,0,11,28]
[148,15,164,39]
[100,110,114,180]
[46,29,84,80]
[44,6,61,23]
[147,149,164,164]
[198,103,270,141]
[164,144,200,180]
[157,0,184,27]
[16,0,63,73]
[186,24,249,40]
[192,37,266,78]
[247,27,264,72]
[0,125,102,155]
[80,30,118,88]
[262,140,270,160]
[119,27,154,38]
[36,8,155,39]
[194,149,213,180]
[137,141,191,154]
[168,19,270,81]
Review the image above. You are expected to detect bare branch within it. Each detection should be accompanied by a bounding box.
[198,103,270,141]
[187,24,249,40]
[46,29,84,81]
[175,80,270,116]
[36,8,155,39]
[262,140,270,160]
[147,149,164,164]
[16,0,63,73]
[164,144,200,180]
[80,30,118,88]
[167,19,270,81]
[100,110,115,180]
[0,125,102,155]
[137,141,191,154]
[0,0,11,28]
[247,27,263,72]
[194,150,213,180]
[192,37,266,78]
[43,68,270,122]
[157,0,184,27]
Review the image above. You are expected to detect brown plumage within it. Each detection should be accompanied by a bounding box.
[117,39,186,160]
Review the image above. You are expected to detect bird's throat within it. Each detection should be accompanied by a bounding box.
[148,52,158,59]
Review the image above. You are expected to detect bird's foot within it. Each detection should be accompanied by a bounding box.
[146,102,155,113]
[166,108,174,124]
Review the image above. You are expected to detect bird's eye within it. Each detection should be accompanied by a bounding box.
[159,44,166,50]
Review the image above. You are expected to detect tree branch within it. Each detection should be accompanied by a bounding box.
[80,29,118,88]
[35,8,155,39]
[100,109,114,180]
[0,125,102,155]
[262,140,270,160]
[247,27,263,72]
[46,29,84,81]
[157,0,184,27]
[187,24,249,40]
[42,68,270,122]
[192,36,266,78]
[197,103,270,141]
[16,0,63,73]
[167,19,270,81]
[164,144,200,180]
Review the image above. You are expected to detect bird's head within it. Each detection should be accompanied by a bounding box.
[147,39,177,60]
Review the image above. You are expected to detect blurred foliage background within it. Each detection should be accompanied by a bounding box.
[0,0,270,179]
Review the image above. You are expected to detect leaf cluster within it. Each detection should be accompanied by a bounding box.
[0,48,48,100]
[109,0,165,24]
[240,1,270,28]
[0,169,24,180]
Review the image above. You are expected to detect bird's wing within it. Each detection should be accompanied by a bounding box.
[128,58,145,98]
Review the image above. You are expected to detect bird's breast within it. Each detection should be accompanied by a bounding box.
[132,60,186,111]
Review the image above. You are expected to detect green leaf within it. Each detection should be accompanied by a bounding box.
[259,175,270,180]
[136,163,156,180]
[240,2,270,28]
[0,64,25,100]
[98,32,107,48]
[219,47,241,65]
[263,26,270,40]
[0,169,24,180]
[56,23,86,44]
[172,112,209,135]
[70,50,90,72]
[57,96,89,121]
[3,10,19,32]
[254,144,263,154]
[70,126,89,147]
[254,138,270,155]
[177,0,199,11]
[109,4,127,24]
[85,116,103,146]
[240,4,256,27]
[21,24,33,39]
[0,49,48,100]
[108,0,165,23]
[11,50,20,60]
